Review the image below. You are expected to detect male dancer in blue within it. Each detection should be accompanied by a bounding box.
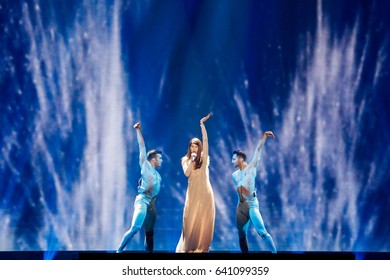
[117,122,162,253]
[231,131,277,253]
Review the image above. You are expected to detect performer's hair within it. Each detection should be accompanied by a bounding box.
[233,150,247,161]
[186,138,203,169]
[147,149,162,161]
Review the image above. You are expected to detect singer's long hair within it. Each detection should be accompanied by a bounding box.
[186,138,203,169]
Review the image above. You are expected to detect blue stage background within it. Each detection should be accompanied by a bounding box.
[1,0,389,253]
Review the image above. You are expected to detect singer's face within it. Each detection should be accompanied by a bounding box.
[190,143,199,154]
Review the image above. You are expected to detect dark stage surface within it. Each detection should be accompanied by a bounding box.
[0,251,389,260]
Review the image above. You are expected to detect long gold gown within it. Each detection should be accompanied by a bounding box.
[176,123,215,252]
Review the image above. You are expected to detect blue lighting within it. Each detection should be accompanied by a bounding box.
[0,0,389,253]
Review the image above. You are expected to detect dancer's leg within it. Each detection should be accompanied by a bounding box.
[117,201,147,253]
[143,200,156,252]
[236,202,250,253]
[249,201,276,253]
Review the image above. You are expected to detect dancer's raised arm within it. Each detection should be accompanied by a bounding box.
[134,122,147,167]
[248,131,275,170]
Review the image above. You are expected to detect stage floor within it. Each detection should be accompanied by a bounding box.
[0,251,389,260]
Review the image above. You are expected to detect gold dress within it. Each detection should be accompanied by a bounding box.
[176,123,215,252]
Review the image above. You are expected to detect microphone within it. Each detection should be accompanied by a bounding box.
[191,153,197,162]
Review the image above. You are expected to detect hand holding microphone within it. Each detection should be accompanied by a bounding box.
[191,153,197,162]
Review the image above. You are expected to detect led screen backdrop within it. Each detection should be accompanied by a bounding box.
[1,0,389,253]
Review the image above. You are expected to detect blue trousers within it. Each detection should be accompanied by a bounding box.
[235,198,276,253]
[117,195,156,252]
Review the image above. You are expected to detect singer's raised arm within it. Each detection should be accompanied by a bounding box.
[200,114,211,169]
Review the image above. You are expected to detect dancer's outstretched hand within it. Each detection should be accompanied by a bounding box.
[263,131,275,139]
[133,122,141,130]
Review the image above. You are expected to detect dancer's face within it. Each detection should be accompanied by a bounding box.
[232,154,243,168]
[152,154,163,167]
[190,143,199,154]
[232,154,239,167]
